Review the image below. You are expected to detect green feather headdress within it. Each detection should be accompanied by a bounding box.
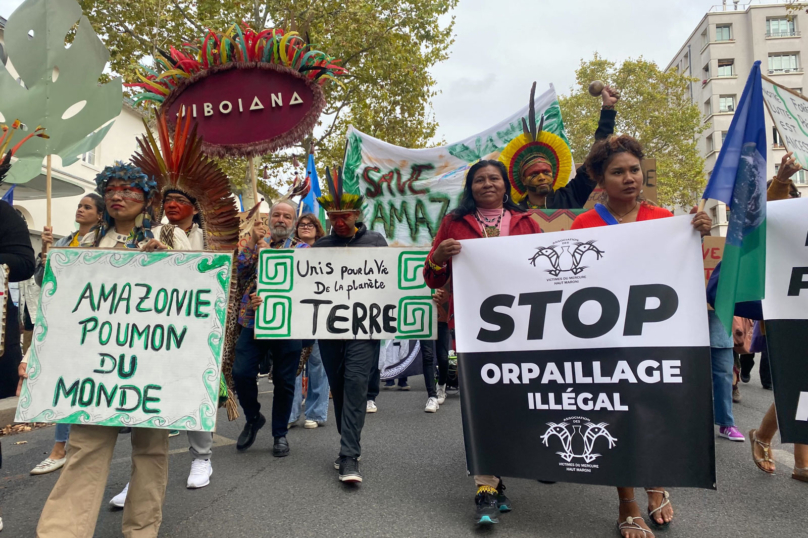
[316,166,364,211]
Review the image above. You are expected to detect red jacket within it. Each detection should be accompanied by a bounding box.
[423,211,541,327]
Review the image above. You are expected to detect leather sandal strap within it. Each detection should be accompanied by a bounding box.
[647,490,671,517]
[618,516,654,536]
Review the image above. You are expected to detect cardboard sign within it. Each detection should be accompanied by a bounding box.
[762,76,808,170]
[702,236,725,286]
[254,247,436,340]
[528,209,587,234]
[15,249,233,431]
[583,159,658,210]
[452,217,715,488]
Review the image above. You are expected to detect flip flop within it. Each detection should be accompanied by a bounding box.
[792,467,808,483]
[617,516,654,537]
[646,490,672,530]
[749,429,775,474]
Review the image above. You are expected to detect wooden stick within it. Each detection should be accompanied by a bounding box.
[249,156,258,209]
[697,198,706,213]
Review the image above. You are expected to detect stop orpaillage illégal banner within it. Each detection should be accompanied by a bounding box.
[452,217,716,488]
[762,198,808,445]
[254,247,436,340]
[15,249,233,432]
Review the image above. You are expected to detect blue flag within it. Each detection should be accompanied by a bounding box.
[701,60,767,333]
[1,184,14,204]
[301,152,325,226]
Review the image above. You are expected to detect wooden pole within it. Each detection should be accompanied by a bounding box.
[697,198,706,213]
[249,156,258,210]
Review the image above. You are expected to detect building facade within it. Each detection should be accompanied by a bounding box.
[667,2,808,235]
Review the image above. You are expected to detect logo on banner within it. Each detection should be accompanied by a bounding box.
[528,238,605,280]
[541,416,617,466]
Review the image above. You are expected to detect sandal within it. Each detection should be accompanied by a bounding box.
[793,467,808,483]
[749,429,775,474]
[617,515,654,537]
[646,490,672,530]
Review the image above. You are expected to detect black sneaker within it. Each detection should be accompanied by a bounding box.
[338,457,362,483]
[496,482,512,512]
[334,455,361,470]
[474,488,500,524]
[236,414,266,451]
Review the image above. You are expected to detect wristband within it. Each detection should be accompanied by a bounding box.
[426,257,446,272]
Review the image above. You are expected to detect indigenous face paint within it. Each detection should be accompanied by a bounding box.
[163,193,196,226]
[521,158,554,195]
[104,179,147,221]
[329,210,360,238]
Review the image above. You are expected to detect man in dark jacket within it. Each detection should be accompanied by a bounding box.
[517,86,620,210]
[313,188,387,484]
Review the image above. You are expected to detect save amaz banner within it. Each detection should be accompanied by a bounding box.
[452,217,716,488]
[254,247,436,340]
[341,84,568,246]
[762,198,808,445]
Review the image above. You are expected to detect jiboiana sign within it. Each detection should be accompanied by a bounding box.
[452,217,716,488]
[15,249,233,432]
[254,247,436,340]
[761,198,808,444]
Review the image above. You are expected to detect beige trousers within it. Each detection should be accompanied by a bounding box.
[36,424,169,538]
[474,475,501,488]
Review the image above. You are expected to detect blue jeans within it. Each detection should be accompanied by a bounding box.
[710,346,735,427]
[55,423,71,443]
[289,343,329,423]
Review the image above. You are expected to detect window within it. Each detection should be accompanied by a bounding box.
[705,99,712,116]
[720,131,728,147]
[767,17,796,38]
[719,95,736,113]
[703,62,711,77]
[701,29,708,48]
[717,59,735,77]
[768,53,799,73]
[773,127,784,147]
[80,148,96,166]
[707,134,714,153]
[716,25,732,42]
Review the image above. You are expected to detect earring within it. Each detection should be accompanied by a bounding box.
[503,193,510,203]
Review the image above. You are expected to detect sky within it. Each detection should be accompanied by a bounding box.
[0,0,785,144]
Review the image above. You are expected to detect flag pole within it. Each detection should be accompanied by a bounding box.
[44,154,52,254]
[249,156,258,209]
[697,199,706,213]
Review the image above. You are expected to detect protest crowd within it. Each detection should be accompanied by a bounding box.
[0,4,807,538]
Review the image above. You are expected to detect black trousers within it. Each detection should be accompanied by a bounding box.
[367,357,380,401]
[319,340,380,458]
[421,321,451,396]
[232,328,302,438]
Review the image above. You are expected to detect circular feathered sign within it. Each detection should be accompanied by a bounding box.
[129,26,345,159]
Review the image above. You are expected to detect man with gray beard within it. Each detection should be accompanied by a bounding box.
[232,201,304,456]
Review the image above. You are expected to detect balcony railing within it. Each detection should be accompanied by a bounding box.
[766,30,800,38]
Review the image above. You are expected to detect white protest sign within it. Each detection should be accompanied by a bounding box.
[254,247,436,340]
[15,249,233,432]
[762,198,808,320]
[0,264,7,356]
[761,76,808,169]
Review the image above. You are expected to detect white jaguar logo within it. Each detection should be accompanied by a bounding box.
[540,420,618,463]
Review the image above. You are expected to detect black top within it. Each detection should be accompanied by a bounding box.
[0,200,35,282]
[519,108,616,210]
[313,222,388,248]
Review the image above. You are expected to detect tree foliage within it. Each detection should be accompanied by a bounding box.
[559,54,708,208]
[79,0,456,198]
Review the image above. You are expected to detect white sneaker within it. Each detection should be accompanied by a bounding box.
[436,384,447,405]
[109,482,129,508]
[425,397,439,413]
[304,420,321,429]
[187,459,212,489]
[0,515,3,531]
[366,400,378,413]
[30,457,67,475]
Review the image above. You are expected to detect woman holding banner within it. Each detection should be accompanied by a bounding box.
[571,134,711,538]
[424,159,540,525]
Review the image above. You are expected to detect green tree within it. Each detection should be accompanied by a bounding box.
[79,0,456,199]
[559,53,708,208]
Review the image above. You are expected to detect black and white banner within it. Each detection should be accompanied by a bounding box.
[453,217,716,488]
[762,199,808,445]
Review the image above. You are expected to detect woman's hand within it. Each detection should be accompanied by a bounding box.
[691,211,712,237]
[41,226,54,247]
[139,239,168,252]
[17,362,29,396]
[775,152,802,183]
[432,288,447,303]
[249,293,264,310]
[431,239,462,266]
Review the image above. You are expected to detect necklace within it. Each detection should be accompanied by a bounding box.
[526,197,547,209]
[112,228,133,244]
[475,209,504,238]
[605,202,638,222]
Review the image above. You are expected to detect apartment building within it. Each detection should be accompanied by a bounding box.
[667,1,808,235]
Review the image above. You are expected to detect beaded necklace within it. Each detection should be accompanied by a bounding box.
[474,209,504,238]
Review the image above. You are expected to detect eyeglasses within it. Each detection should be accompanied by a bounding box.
[298,222,316,229]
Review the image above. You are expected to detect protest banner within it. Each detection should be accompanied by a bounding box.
[702,236,725,286]
[15,249,233,432]
[761,198,808,444]
[0,264,7,356]
[761,76,808,169]
[452,217,715,488]
[342,85,568,246]
[254,247,436,340]
[582,159,658,210]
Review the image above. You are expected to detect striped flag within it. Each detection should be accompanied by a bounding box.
[702,61,767,333]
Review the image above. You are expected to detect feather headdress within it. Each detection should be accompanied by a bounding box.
[91,161,157,246]
[131,109,240,251]
[316,166,363,211]
[498,82,573,202]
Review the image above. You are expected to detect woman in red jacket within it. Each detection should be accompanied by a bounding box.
[572,135,711,538]
[423,159,540,525]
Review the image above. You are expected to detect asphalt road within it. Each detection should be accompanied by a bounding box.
[1,368,806,537]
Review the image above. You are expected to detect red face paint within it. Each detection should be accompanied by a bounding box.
[164,198,195,224]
